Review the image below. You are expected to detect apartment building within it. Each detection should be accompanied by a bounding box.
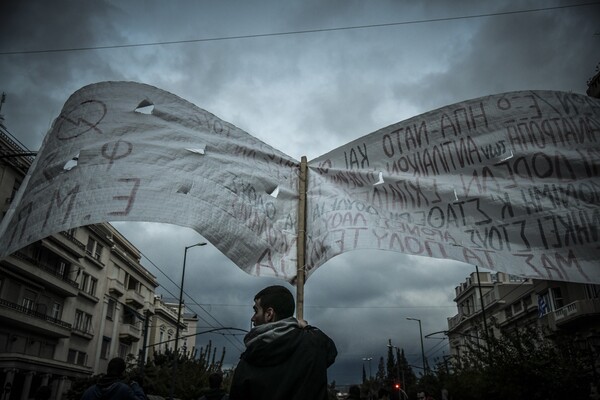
[447,270,600,358]
[0,121,166,400]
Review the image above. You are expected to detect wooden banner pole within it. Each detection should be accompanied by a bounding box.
[296,156,308,321]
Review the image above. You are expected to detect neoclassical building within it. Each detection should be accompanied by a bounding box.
[447,270,600,359]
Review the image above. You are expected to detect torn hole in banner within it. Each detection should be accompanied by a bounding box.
[494,150,514,165]
[267,185,280,198]
[177,182,192,194]
[63,153,79,171]
[186,146,206,155]
[373,171,385,186]
[135,100,154,114]
[453,189,459,201]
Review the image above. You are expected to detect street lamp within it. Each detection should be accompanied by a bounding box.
[170,242,207,400]
[407,317,427,375]
[362,357,373,379]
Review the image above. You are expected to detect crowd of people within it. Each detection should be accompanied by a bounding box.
[345,385,438,400]
[77,285,443,400]
[79,285,336,400]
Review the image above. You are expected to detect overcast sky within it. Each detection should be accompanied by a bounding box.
[1,0,599,386]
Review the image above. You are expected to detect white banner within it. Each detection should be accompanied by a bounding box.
[307,91,600,283]
[1,83,599,283]
[0,82,300,280]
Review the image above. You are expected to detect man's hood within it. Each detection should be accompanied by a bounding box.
[241,318,303,367]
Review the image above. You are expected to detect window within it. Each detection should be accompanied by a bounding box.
[51,303,61,320]
[22,289,37,311]
[86,238,96,256]
[86,238,104,262]
[67,349,76,363]
[106,299,116,320]
[118,343,129,359]
[123,308,136,325]
[462,299,472,315]
[94,244,103,261]
[57,261,67,278]
[40,342,55,359]
[74,310,93,333]
[81,273,89,291]
[551,287,564,309]
[68,349,87,366]
[0,332,8,351]
[127,276,140,292]
[84,314,92,332]
[80,272,98,296]
[512,302,523,314]
[585,284,600,299]
[101,337,111,359]
[89,277,97,296]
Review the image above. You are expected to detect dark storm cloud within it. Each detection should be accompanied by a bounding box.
[0,0,126,149]
[391,1,600,112]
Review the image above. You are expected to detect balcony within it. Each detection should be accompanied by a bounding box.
[155,301,180,323]
[144,300,155,314]
[107,278,125,297]
[6,252,79,297]
[125,290,145,309]
[84,250,105,268]
[447,313,464,331]
[554,298,600,326]
[58,231,87,256]
[119,323,141,343]
[0,298,72,338]
[72,326,94,340]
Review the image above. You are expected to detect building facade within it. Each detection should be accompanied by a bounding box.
[0,120,170,399]
[148,296,199,360]
[447,270,600,359]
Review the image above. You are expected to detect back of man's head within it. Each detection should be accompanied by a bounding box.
[254,285,295,320]
[208,372,223,389]
[107,357,127,377]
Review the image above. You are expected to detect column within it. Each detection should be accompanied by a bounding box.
[93,296,109,373]
[1,369,17,400]
[20,371,35,400]
[56,297,77,360]
[55,376,70,400]
[109,302,122,356]
[40,374,51,386]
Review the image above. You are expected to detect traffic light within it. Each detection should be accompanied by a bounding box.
[394,383,401,390]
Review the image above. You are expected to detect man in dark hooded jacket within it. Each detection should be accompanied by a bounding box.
[199,372,229,400]
[80,357,146,400]
[229,285,337,400]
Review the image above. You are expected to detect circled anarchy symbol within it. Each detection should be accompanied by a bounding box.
[55,99,107,140]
